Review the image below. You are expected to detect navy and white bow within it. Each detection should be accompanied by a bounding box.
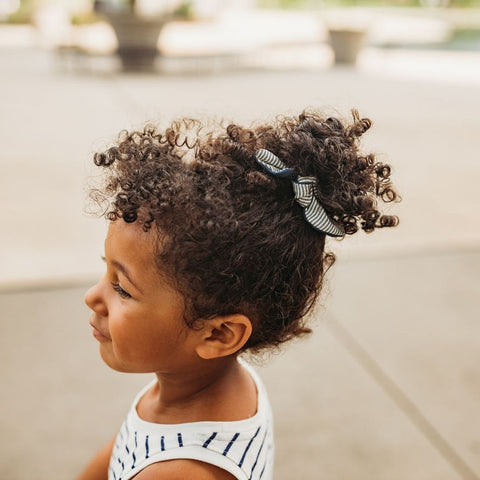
[255,149,344,238]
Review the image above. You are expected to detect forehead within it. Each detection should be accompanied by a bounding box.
[105,221,157,270]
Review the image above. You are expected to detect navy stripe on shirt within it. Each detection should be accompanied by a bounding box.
[249,430,267,480]
[203,432,217,448]
[131,431,138,468]
[223,433,240,456]
[238,426,261,468]
[259,458,267,479]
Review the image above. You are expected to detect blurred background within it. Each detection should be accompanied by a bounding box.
[0,0,479,479]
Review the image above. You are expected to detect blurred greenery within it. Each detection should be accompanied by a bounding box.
[3,0,480,25]
[258,0,480,7]
[449,27,480,47]
[172,0,196,19]
[71,10,100,26]
[2,0,196,25]
[3,0,34,23]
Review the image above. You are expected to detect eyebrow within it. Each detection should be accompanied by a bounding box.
[111,259,143,295]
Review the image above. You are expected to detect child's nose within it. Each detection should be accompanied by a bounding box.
[84,281,107,316]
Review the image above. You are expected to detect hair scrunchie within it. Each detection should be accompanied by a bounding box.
[255,149,344,238]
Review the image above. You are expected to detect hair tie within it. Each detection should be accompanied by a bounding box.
[255,149,345,238]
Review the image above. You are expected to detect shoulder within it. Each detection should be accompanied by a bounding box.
[132,459,238,480]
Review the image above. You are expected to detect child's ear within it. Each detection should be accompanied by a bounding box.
[195,314,252,360]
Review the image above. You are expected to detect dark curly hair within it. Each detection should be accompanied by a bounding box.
[91,109,399,353]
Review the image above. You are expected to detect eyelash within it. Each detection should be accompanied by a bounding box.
[111,283,131,299]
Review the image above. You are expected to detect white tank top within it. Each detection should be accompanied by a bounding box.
[108,361,274,480]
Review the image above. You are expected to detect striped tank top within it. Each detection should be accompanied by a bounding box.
[108,361,274,480]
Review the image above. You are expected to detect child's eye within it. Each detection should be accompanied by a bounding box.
[111,283,131,299]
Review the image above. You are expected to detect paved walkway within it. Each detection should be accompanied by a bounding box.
[0,9,479,480]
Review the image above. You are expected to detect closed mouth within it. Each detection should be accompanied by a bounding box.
[90,321,111,340]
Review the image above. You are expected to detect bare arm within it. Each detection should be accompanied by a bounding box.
[74,437,116,480]
[134,459,237,480]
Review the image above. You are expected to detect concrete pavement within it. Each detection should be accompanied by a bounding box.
[1,12,479,479]
[2,253,479,479]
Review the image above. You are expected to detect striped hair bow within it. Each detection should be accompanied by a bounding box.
[255,149,344,238]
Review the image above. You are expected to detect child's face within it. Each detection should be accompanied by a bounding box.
[85,221,201,374]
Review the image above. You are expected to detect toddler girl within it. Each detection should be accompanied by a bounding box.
[78,109,398,480]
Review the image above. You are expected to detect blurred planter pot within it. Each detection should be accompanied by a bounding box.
[94,2,172,72]
[328,27,366,65]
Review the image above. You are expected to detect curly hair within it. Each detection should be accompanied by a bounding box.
[91,109,399,353]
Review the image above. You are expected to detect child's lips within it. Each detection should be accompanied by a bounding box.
[90,320,111,341]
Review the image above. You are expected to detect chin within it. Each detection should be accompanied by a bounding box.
[99,347,129,373]
[99,348,152,374]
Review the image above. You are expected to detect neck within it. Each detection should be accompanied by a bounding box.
[157,356,237,404]
[143,356,248,424]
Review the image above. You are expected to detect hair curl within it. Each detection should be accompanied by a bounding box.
[91,109,399,353]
